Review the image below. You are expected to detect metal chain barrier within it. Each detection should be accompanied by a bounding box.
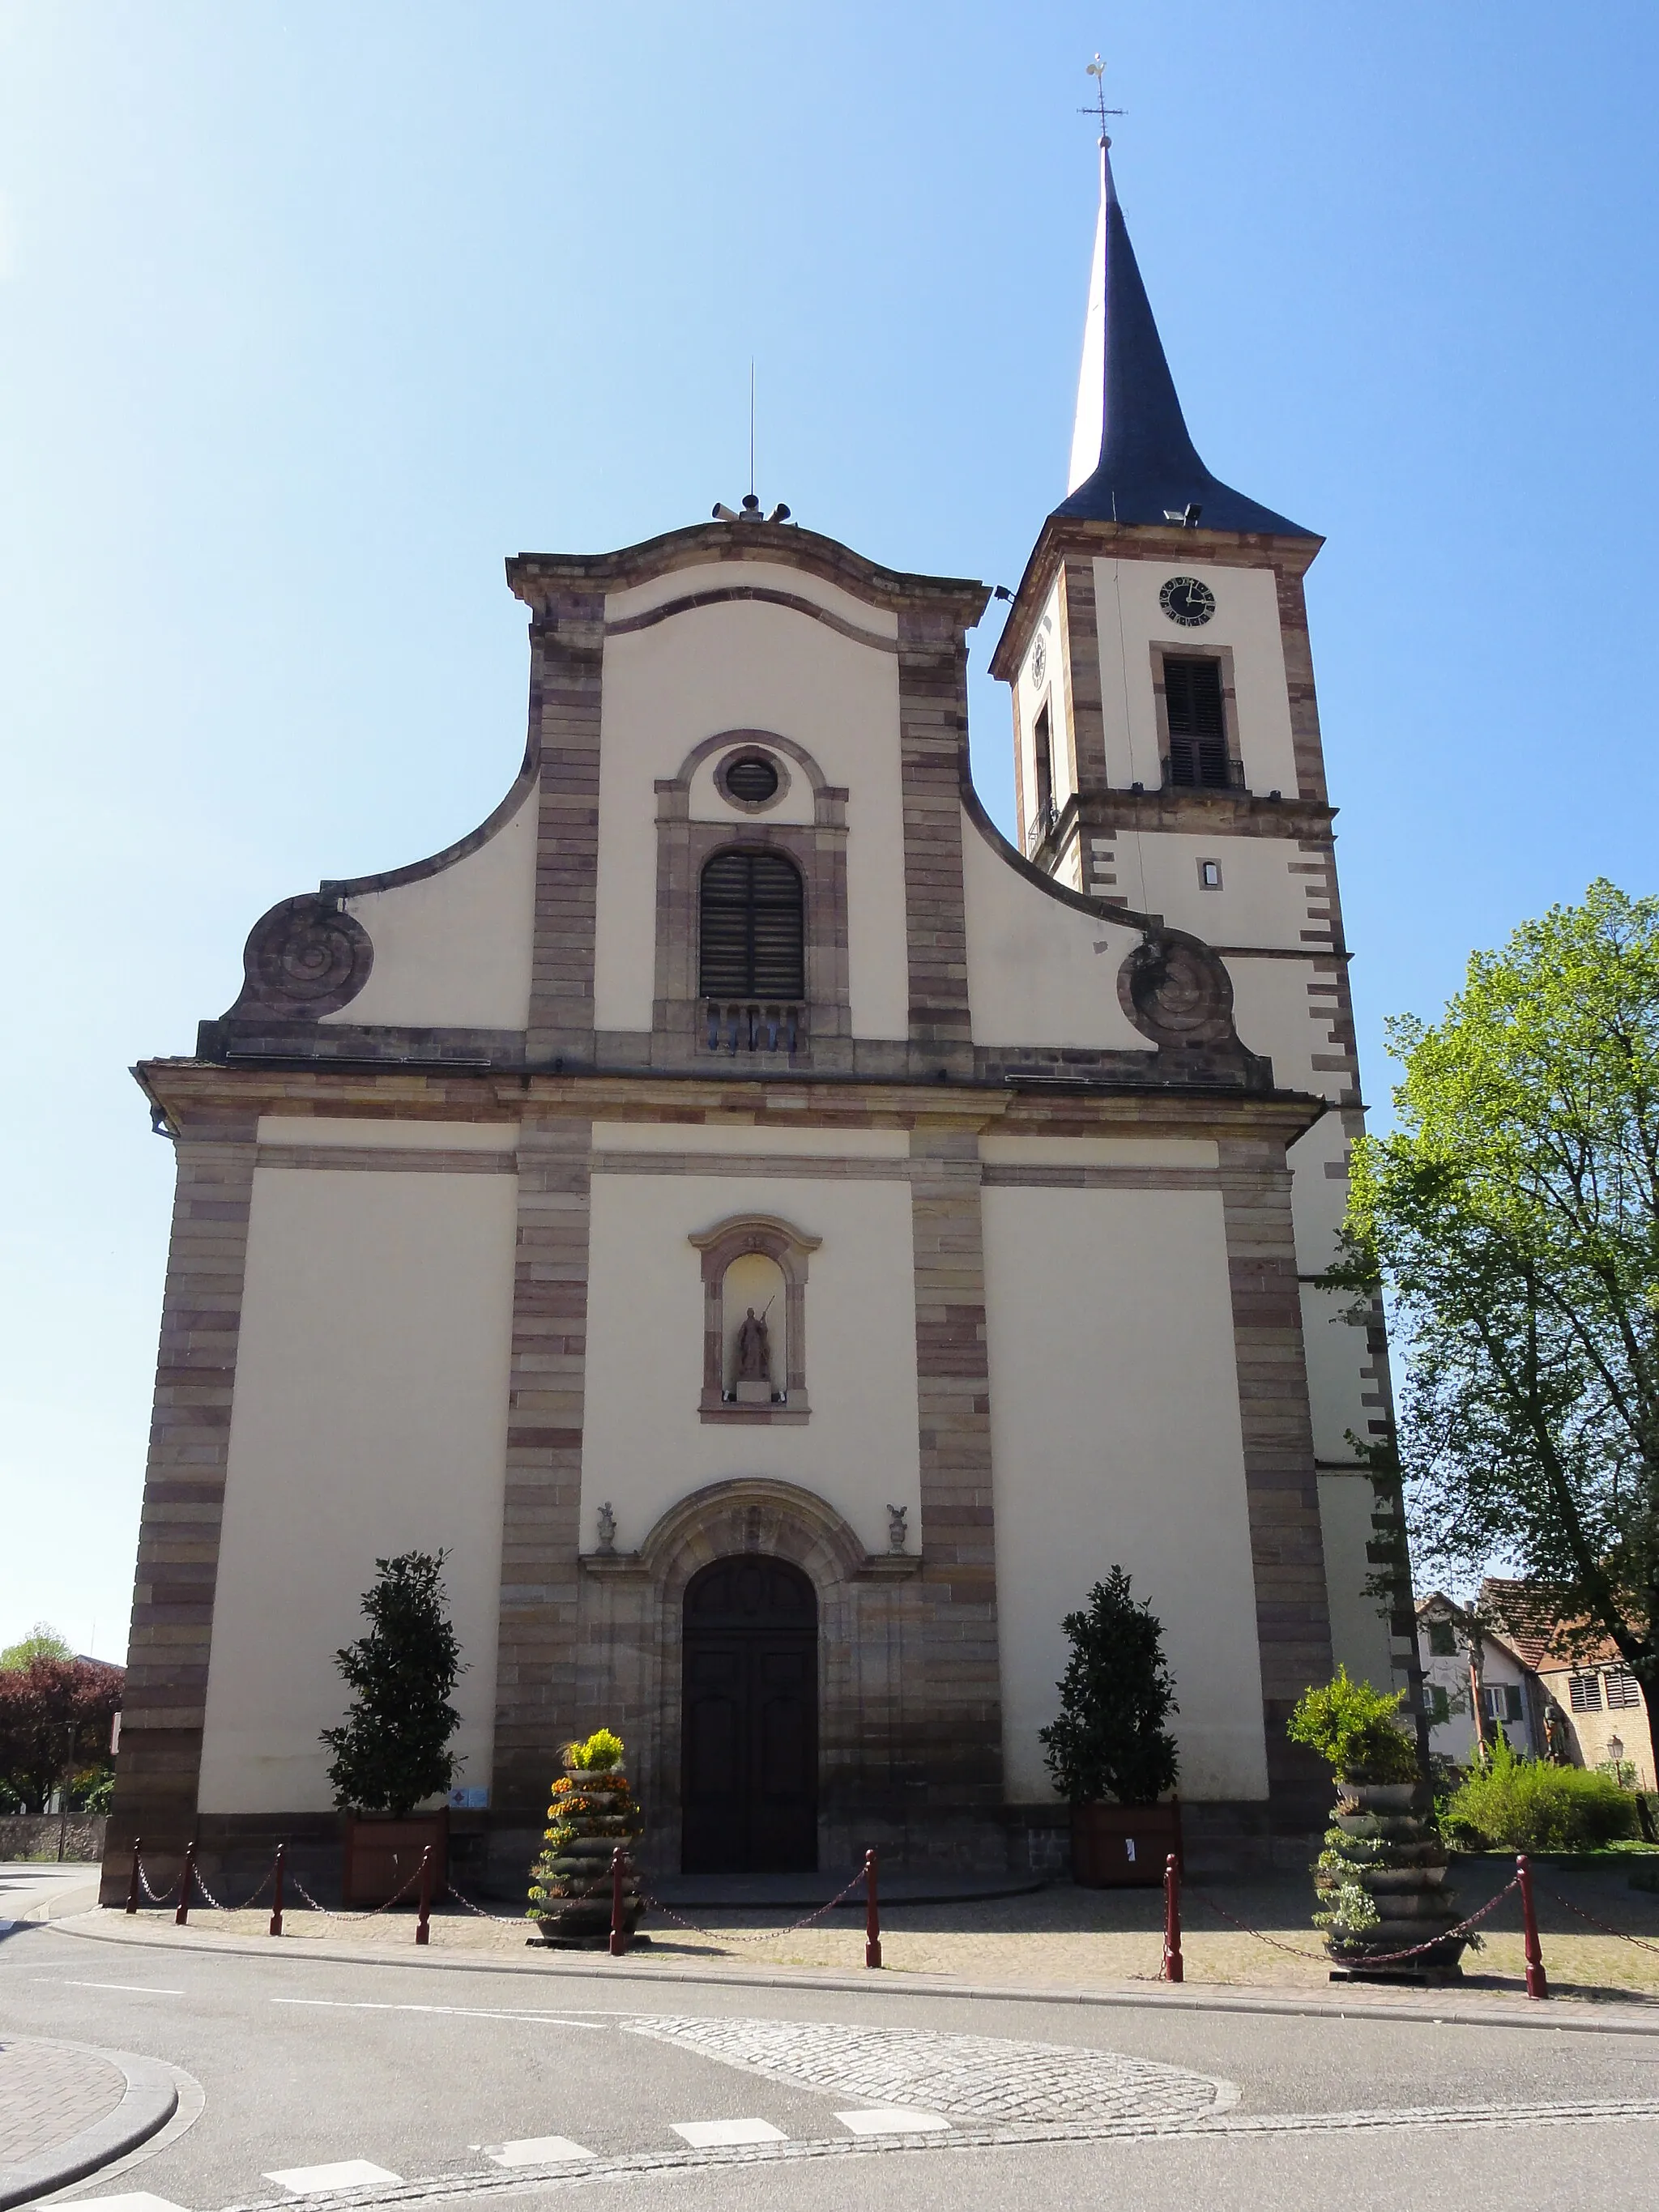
[136,1857,178,1907]
[187,1859,278,1915]
[286,1857,429,1920]
[1538,1880,1659,1959]
[1181,1883,1328,1963]
[637,1867,868,1946]
[1179,1873,1521,1970]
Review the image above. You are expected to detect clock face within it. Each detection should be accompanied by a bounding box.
[1160,575,1216,629]
[1030,632,1047,688]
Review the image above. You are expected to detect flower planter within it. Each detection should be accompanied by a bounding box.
[1071,1799,1182,1888]
[1318,1781,1467,1977]
[342,1808,448,1907]
[527,1739,645,1949]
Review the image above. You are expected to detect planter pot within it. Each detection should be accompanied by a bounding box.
[1319,1782,1465,1977]
[1071,1800,1182,1889]
[342,1809,448,1907]
[533,1839,643,1950]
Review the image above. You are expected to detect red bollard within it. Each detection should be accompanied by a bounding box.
[269,1843,285,1938]
[415,1844,433,1946]
[126,1836,142,1916]
[1162,1852,1184,1983]
[609,1847,629,1958]
[175,1842,195,1927]
[1517,1852,1549,2000]
[864,1848,881,1970]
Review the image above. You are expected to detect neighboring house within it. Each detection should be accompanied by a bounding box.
[1478,1579,1654,1792]
[1416,1583,1654,1789]
[1416,1592,1537,1765]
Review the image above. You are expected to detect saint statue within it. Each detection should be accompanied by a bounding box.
[734,1306,772,1385]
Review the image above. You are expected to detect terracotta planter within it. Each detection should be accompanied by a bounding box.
[342,1808,449,1907]
[1071,1799,1182,1888]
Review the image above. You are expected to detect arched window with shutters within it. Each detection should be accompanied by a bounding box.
[699,850,805,1003]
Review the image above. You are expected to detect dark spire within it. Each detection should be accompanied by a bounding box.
[1056,141,1314,538]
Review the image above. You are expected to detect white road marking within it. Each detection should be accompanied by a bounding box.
[671,2118,788,2147]
[269,1999,604,2027]
[64,2197,192,2212]
[835,2108,953,2136]
[264,2161,403,2194]
[486,2136,595,2166]
[45,1980,186,1995]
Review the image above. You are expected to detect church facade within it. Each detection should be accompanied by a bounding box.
[104,142,1412,1896]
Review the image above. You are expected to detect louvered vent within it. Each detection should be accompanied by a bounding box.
[699,850,805,999]
[1163,657,1229,788]
[724,752,780,803]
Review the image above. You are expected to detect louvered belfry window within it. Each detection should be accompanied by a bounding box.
[1164,656,1230,788]
[699,850,805,1000]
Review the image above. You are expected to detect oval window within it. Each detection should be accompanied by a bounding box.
[723,753,780,804]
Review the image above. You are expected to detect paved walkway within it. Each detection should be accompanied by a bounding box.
[0,2035,127,2167]
[65,1858,1659,2008]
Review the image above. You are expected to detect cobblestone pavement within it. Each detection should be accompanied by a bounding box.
[103,1860,1659,2004]
[620,2015,1235,2125]
[0,2035,126,2165]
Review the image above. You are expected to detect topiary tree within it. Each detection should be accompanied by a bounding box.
[1039,1567,1179,1805]
[321,1552,463,1817]
[1286,1666,1420,1784]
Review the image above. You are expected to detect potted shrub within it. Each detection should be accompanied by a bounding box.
[322,1551,463,1906]
[527,1730,644,1947]
[1289,1666,1466,1976]
[1039,1567,1180,1888]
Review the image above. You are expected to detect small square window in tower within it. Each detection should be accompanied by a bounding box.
[699,851,805,1002]
[1163,656,1231,790]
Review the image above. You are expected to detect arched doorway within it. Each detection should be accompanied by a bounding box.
[681,1556,817,1873]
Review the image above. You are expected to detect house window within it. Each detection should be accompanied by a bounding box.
[1032,700,1056,834]
[699,850,804,1001]
[1606,1667,1642,1710]
[1568,1672,1603,1714]
[1425,1685,1451,1725]
[1427,1621,1457,1658]
[1482,1684,1523,1725]
[1198,859,1222,889]
[1163,656,1230,789]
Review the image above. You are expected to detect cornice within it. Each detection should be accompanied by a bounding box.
[989,514,1324,683]
[508,520,990,628]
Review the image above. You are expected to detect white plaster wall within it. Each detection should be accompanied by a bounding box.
[1013,574,1071,846]
[591,1119,909,1159]
[595,584,908,1040]
[1317,1473,1395,1690]
[198,1166,518,1813]
[962,808,1148,1051]
[982,1183,1269,1802]
[1116,833,1311,953]
[1090,557,1298,798]
[1302,1284,1376,1467]
[258,1118,518,1151]
[320,788,536,1032]
[581,1171,919,1561]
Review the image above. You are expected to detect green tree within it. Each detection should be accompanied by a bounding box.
[1337,881,1659,1785]
[0,1623,74,1670]
[320,1552,464,1817]
[1039,1566,1179,1805]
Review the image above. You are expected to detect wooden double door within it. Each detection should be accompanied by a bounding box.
[680,1556,818,1873]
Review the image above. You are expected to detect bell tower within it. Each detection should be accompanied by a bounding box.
[990,134,1414,1705]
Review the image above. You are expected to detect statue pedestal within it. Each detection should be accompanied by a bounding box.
[733,1380,773,1406]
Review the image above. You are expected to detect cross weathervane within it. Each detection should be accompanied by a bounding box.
[1080,53,1124,138]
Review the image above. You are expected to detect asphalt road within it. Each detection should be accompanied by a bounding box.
[5,1916,1658,2211]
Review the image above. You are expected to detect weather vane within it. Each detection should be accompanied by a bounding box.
[1080,53,1124,143]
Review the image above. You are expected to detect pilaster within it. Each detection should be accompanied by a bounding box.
[526,593,605,1066]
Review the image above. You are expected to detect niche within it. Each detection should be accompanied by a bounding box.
[689,1213,820,1426]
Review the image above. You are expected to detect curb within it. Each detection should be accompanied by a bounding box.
[45,1907,1659,2039]
[0,2039,178,2210]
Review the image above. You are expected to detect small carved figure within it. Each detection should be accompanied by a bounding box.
[595,1501,616,1555]
[735,1306,772,1384]
[886,1503,908,1554]
[1544,1703,1569,1764]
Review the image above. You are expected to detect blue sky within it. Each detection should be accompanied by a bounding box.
[2,4,1656,1656]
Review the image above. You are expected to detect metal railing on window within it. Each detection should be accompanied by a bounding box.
[1161,752,1246,792]
[703,1000,804,1055]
